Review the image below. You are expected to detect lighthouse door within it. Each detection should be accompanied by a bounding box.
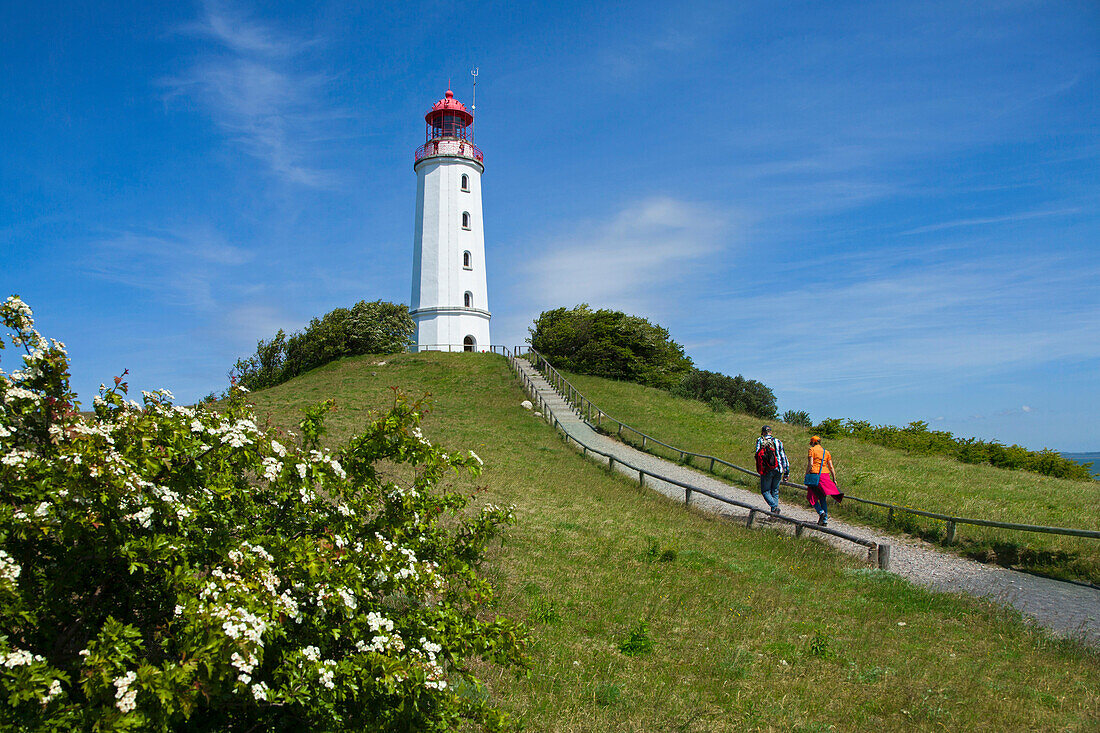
[463,336,475,352]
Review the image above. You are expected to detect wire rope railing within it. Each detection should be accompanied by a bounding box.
[518,347,1100,547]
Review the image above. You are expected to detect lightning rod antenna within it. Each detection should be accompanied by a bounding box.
[470,67,478,141]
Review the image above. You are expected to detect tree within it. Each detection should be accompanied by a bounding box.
[529,305,693,389]
[672,369,778,419]
[0,296,524,731]
[232,301,414,391]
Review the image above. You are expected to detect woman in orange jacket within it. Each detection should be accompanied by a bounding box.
[805,436,842,526]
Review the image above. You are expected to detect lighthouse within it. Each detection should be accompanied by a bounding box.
[410,88,491,352]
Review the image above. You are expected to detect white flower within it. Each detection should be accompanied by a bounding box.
[468,450,483,465]
[251,682,269,701]
[2,450,32,467]
[318,660,336,689]
[302,645,320,662]
[296,463,307,479]
[2,648,43,667]
[261,457,282,482]
[0,550,21,585]
[271,440,286,457]
[42,679,63,704]
[366,612,394,633]
[125,506,154,528]
[113,670,138,713]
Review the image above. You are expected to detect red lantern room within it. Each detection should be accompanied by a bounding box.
[415,88,483,166]
[426,89,472,140]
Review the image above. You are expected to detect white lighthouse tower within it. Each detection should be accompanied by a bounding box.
[410,87,491,352]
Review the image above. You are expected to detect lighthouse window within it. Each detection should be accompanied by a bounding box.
[464,291,473,308]
[463,251,472,269]
[432,112,466,139]
[461,174,469,192]
[462,212,471,230]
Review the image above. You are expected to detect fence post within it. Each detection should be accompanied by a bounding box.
[747,509,756,528]
[609,457,615,472]
[709,457,715,472]
[944,521,956,546]
[618,423,623,438]
[684,488,692,507]
[795,524,805,537]
[887,507,894,525]
[638,470,644,486]
[877,544,891,571]
[642,436,647,449]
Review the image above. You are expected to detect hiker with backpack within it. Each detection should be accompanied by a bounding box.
[755,426,789,514]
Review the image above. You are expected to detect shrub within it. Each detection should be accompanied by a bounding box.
[813,418,845,439]
[0,296,524,731]
[232,300,414,391]
[782,410,812,427]
[800,414,1093,482]
[673,369,777,419]
[529,305,693,389]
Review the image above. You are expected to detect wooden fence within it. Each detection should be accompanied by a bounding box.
[517,347,1100,547]
[504,347,891,569]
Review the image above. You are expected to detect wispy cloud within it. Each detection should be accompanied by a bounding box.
[164,1,342,186]
[517,196,733,313]
[694,252,1100,399]
[900,207,1079,235]
[84,227,253,311]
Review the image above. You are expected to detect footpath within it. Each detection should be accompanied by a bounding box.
[512,358,1100,649]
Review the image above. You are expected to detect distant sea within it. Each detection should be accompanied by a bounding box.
[1062,452,1100,479]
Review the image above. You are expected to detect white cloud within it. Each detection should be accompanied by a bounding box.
[899,208,1079,236]
[85,227,252,311]
[165,2,342,186]
[693,252,1100,399]
[517,196,734,312]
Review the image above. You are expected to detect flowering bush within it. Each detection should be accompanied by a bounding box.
[0,296,525,731]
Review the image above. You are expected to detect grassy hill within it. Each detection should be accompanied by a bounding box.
[242,352,1099,731]
[561,371,1100,584]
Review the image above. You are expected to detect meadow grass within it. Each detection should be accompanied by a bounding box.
[560,370,1100,585]
[243,352,1099,731]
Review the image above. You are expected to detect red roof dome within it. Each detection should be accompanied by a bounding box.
[425,89,473,126]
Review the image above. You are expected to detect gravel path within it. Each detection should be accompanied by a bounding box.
[515,359,1100,649]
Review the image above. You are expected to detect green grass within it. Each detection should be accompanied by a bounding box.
[560,370,1100,584]
[243,352,1099,731]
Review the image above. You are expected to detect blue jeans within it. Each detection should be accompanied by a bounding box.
[809,486,828,519]
[760,470,781,511]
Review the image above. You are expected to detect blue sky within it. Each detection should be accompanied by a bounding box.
[2,1,1098,450]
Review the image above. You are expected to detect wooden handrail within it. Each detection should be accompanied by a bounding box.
[504,349,888,568]
[518,347,1100,543]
